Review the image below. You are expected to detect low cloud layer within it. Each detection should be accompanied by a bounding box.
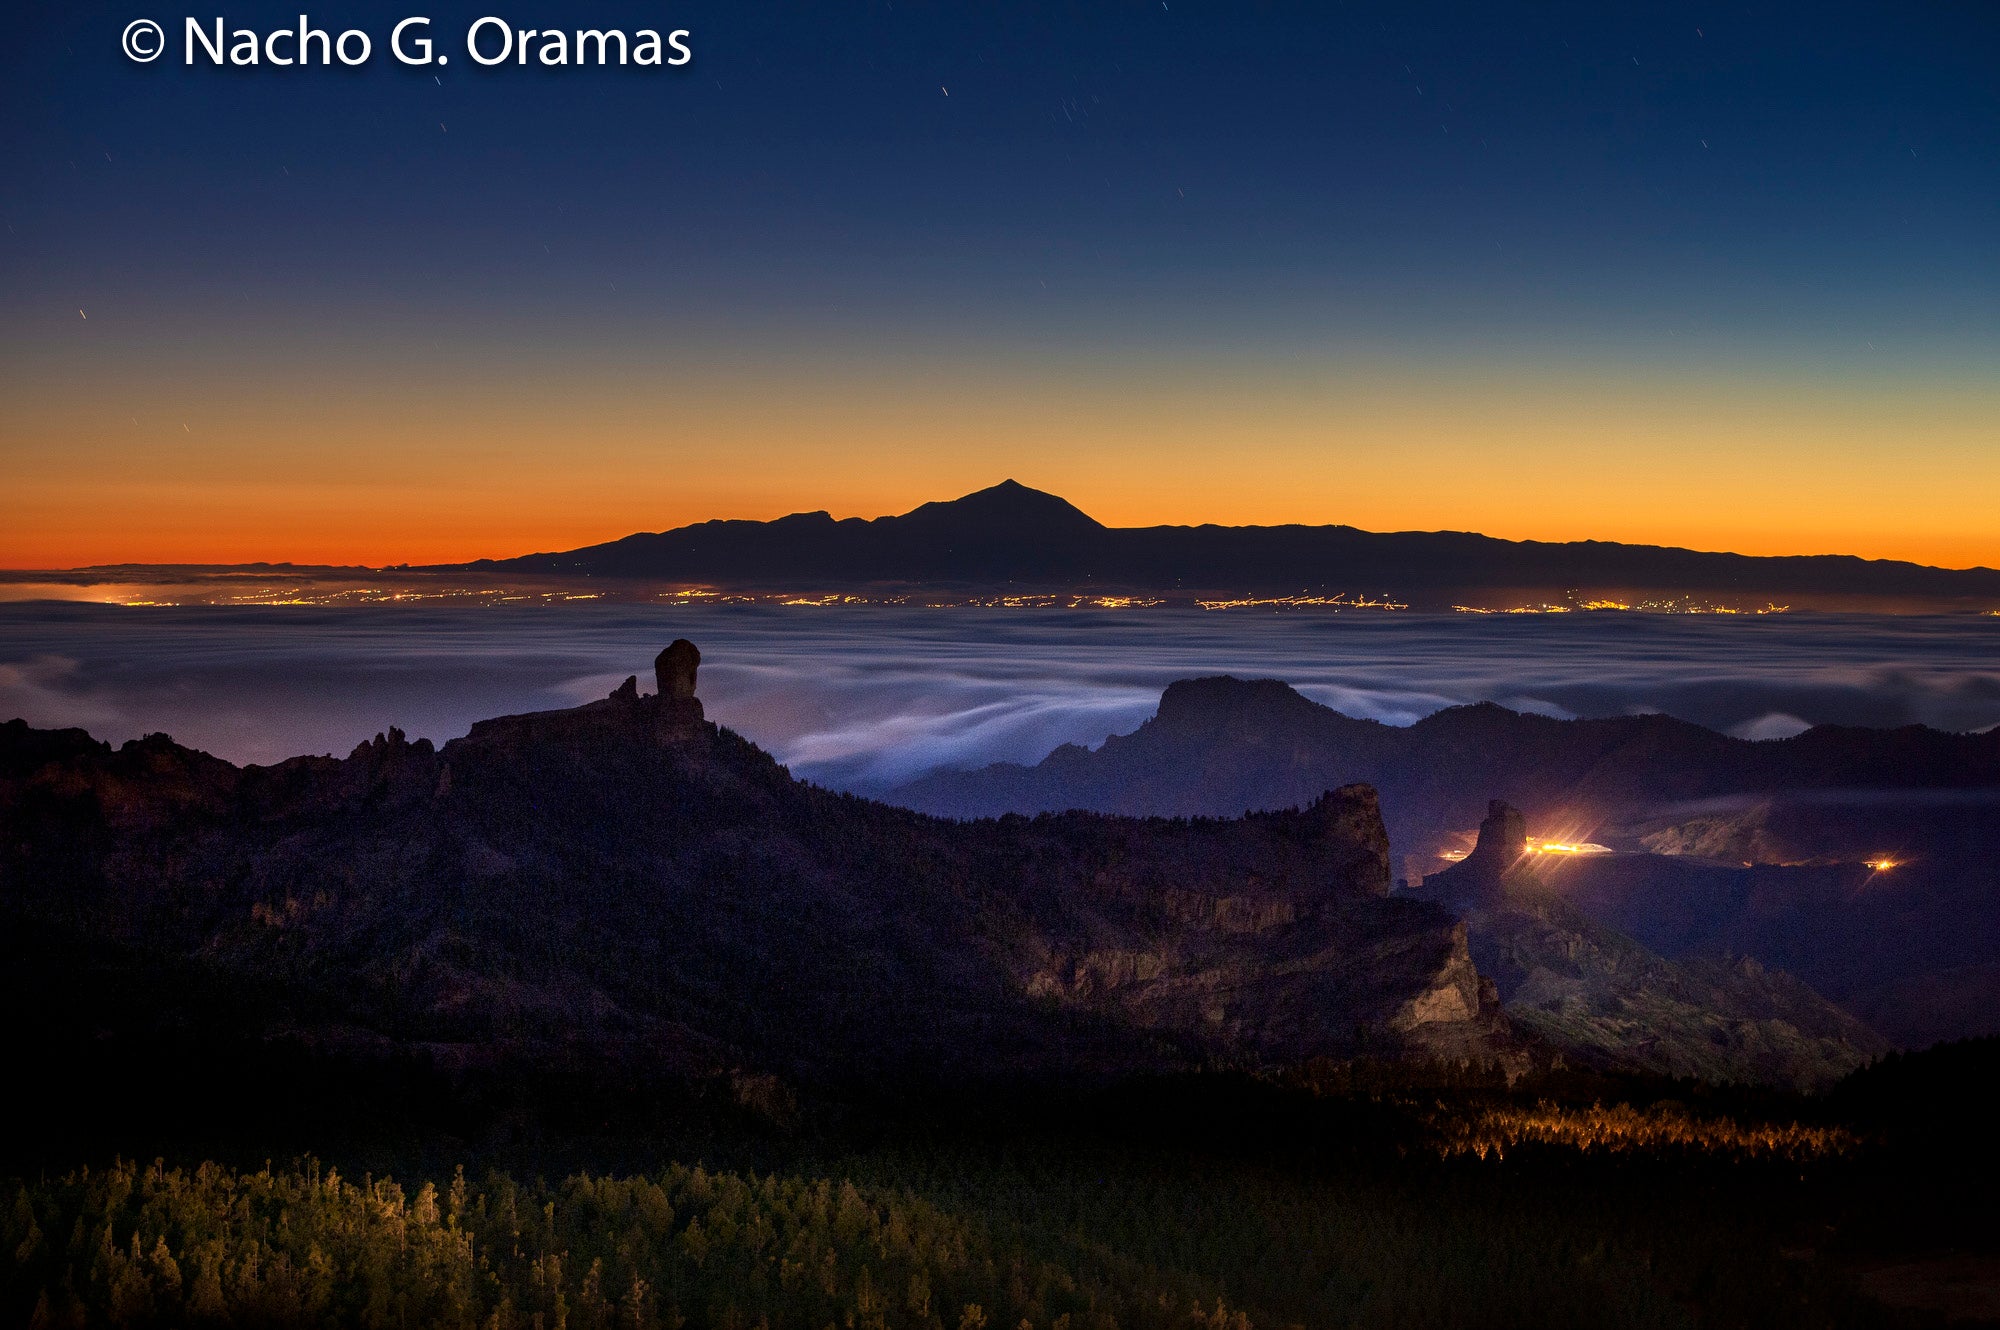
[4,603,1998,791]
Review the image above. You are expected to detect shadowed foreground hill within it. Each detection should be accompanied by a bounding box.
[0,643,1510,1102]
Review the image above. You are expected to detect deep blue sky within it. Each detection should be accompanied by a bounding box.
[2,2,1996,566]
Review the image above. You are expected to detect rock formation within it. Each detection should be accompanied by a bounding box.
[890,675,2000,1047]
[656,639,700,700]
[1461,800,1527,880]
[1413,800,1886,1088]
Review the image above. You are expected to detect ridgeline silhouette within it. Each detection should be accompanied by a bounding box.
[450,480,2000,609]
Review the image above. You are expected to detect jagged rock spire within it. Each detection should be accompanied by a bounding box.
[1469,800,1528,867]
[1414,799,1529,905]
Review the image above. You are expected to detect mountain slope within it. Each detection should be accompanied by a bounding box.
[891,676,2000,1046]
[1413,803,1888,1088]
[893,675,2000,849]
[0,643,1512,1097]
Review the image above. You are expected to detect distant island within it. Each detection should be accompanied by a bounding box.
[8,480,1999,610]
[450,479,2000,611]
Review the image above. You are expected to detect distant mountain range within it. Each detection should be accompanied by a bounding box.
[894,676,2000,848]
[890,677,2000,1049]
[449,480,2000,610]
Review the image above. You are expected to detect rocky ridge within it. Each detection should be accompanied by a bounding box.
[1413,802,1889,1088]
[0,642,1512,1099]
[892,676,2000,1046]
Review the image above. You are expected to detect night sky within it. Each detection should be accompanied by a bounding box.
[2,1,1995,567]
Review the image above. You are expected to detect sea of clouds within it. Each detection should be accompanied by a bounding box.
[3,603,1996,791]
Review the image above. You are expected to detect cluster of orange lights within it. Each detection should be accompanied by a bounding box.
[1431,1102,1855,1162]
[1525,839,1611,856]
[1433,839,1611,862]
[1194,593,1409,611]
[665,588,1172,609]
[1452,599,1793,616]
[1437,847,1906,872]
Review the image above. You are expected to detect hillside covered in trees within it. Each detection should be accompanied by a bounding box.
[8,1049,1999,1330]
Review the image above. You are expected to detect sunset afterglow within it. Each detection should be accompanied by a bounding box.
[3,7,1996,1322]
[4,5,1994,572]
[3,357,1995,569]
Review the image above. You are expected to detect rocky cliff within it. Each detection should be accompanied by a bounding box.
[892,676,2000,1046]
[1414,802,1888,1089]
[0,642,1511,1098]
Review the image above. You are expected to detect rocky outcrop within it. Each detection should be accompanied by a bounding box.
[995,787,1502,1062]
[1414,802,1887,1088]
[655,639,700,700]
[1461,800,1526,880]
[0,648,1515,1095]
[892,675,2000,1047]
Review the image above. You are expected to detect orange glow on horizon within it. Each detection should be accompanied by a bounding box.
[6,478,1992,574]
[3,353,1995,571]
[6,472,1996,573]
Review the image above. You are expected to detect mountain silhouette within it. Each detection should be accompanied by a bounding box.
[891,676,2000,1047]
[894,479,1104,540]
[894,676,2000,842]
[0,643,1517,1102]
[453,481,2000,608]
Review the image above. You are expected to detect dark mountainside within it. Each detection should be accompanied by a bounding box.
[891,677,2000,1048]
[891,674,2000,856]
[9,649,2000,1330]
[452,480,2000,608]
[1413,802,1888,1088]
[0,642,1515,1118]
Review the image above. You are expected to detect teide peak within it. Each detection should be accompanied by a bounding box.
[453,479,2000,610]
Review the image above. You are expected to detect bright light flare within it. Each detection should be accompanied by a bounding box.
[1525,839,1611,856]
